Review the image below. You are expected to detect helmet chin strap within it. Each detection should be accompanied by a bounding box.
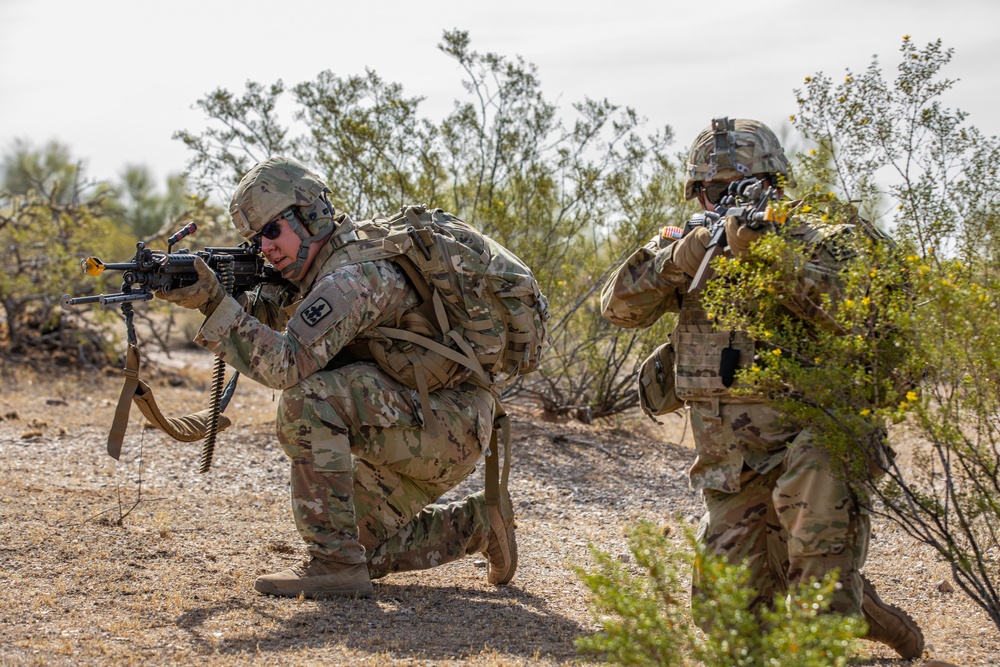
[279,208,334,280]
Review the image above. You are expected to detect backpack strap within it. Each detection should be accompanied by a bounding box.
[484,399,513,520]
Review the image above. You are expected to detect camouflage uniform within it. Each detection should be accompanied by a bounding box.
[602,217,879,615]
[194,228,495,574]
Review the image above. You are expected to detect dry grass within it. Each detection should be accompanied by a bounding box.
[0,351,997,666]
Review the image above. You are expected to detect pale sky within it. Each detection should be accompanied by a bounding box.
[2,0,998,190]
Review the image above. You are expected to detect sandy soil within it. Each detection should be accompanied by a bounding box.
[0,350,996,666]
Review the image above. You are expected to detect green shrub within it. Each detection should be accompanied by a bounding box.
[576,521,864,666]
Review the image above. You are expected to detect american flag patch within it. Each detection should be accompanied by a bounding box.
[660,226,684,239]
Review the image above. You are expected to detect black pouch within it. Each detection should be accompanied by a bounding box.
[719,347,741,387]
[638,343,684,418]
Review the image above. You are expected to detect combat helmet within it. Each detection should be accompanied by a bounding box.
[684,118,796,201]
[230,156,338,279]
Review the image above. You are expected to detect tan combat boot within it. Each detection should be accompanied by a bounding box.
[861,575,925,659]
[485,491,517,585]
[254,559,374,599]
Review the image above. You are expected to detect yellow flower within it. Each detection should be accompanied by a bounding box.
[772,348,782,356]
[813,357,822,364]
[845,76,853,83]
[861,297,871,307]
[844,299,855,308]
[906,391,918,402]
[899,401,909,409]
[870,268,878,278]
[789,115,796,121]
[860,408,871,416]
[804,76,812,83]
[860,118,869,125]
[809,149,818,155]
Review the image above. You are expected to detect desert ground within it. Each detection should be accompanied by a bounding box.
[0,349,997,666]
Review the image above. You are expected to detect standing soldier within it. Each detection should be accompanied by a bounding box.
[601,118,925,660]
[155,157,521,598]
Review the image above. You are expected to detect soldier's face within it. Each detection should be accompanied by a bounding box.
[260,216,321,280]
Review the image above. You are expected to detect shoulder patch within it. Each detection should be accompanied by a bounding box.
[301,297,332,326]
[287,280,352,346]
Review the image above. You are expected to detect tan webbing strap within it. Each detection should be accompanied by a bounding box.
[377,326,491,385]
[130,383,232,442]
[107,343,142,460]
[403,206,425,230]
[402,347,439,438]
[484,400,513,521]
[392,253,434,302]
[105,343,233,460]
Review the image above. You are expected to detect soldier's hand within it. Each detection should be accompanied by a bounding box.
[725,216,766,258]
[154,257,225,316]
[672,226,712,277]
[237,285,289,331]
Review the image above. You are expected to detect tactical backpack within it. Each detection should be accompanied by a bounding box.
[329,205,548,412]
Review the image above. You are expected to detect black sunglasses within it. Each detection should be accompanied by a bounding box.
[256,208,296,241]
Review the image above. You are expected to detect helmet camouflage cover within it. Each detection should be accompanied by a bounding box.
[229,156,333,239]
[684,118,796,200]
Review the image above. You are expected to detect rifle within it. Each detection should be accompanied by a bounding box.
[685,176,785,292]
[61,222,288,472]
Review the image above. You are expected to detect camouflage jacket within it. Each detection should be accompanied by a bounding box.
[195,237,420,391]
[602,213,855,490]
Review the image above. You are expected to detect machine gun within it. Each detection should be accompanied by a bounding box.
[62,222,288,472]
[684,176,786,292]
[61,222,281,310]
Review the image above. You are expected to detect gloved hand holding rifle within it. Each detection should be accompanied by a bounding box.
[680,176,786,292]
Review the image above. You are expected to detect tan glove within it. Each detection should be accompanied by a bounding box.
[154,256,225,316]
[237,284,290,331]
[725,216,767,258]
[672,226,712,277]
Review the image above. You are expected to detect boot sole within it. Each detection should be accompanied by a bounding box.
[487,492,518,585]
[254,579,374,599]
[861,574,924,659]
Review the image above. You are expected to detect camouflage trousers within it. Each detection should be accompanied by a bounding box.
[276,361,495,575]
[690,402,872,616]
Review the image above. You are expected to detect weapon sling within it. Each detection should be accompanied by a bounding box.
[107,342,235,458]
[106,290,235,468]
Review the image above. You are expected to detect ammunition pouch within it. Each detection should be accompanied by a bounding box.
[637,342,684,418]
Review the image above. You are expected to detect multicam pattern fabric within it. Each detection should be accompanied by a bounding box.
[368,491,491,579]
[277,362,493,564]
[692,402,870,616]
[602,211,881,618]
[325,206,549,387]
[683,118,797,200]
[194,247,495,568]
[229,157,333,239]
[196,257,415,389]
